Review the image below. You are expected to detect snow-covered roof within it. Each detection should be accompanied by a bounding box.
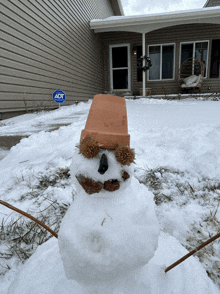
[90,6,220,34]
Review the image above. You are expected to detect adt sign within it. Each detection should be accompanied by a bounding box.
[53,90,66,103]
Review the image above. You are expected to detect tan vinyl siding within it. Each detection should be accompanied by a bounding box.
[102,23,220,95]
[0,0,114,114]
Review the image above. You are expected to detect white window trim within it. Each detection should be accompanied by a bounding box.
[147,43,175,81]
[109,44,131,91]
[179,40,209,78]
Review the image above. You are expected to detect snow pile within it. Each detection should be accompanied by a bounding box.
[137,165,220,285]
[0,147,9,161]
[0,102,91,136]
[8,233,220,294]
[7,146,219,293]
[0,97,220,293]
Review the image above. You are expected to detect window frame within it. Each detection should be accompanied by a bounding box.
[109,43,131,91]
[147,43,176,81]
[179,40,209,78]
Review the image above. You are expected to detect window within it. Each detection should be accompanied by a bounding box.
[148,44,175,80]
[210,39,220,78]
[110,44,130,90]
[180,41,209,77]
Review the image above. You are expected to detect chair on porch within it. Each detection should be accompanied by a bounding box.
[178,58,204,92]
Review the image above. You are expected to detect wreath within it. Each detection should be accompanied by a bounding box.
[137,55,152,71]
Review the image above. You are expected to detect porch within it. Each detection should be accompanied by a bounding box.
[91,7,220,96]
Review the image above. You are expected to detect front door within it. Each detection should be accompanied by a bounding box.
[210,39,220,78]
[110,44,130,91]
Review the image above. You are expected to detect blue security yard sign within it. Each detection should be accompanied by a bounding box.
[53,90,66,104]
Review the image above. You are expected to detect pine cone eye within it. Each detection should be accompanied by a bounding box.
[78,136,101,159]
[115,145,135,166]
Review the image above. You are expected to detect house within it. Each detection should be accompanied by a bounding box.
[204,0,220,7]
[0,0,123,119]
[1,1,220,120]
[90,1,220,96]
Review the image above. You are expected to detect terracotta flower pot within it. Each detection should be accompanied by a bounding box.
[81,94,130,149]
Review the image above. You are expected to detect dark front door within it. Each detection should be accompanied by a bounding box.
[110,44,130,91]
[210,39,220,78]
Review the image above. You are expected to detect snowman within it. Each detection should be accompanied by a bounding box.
[57,94,160,290]
[8,95,220,294]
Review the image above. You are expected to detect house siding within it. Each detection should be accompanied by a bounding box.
[101,23,220,95]
[0,0,114,114]
[204,0,220,7]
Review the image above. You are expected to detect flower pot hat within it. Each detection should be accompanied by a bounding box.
[80,94,130,150]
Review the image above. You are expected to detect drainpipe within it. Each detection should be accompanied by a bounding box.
[142,33,146,96]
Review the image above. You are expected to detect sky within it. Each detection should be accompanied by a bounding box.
[121,0,207,15]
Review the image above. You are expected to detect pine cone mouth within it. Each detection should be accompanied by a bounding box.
[76,171,130,195]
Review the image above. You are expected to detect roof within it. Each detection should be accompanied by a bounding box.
[90,6,220,34]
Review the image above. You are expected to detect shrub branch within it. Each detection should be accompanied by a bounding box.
[0,200,58,239]
[165,232,220,273]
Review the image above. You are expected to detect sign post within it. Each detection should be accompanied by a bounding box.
[52,90,66,107]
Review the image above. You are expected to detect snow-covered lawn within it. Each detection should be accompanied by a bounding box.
[0,97,220,292]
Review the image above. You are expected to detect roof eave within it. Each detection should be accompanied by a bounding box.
[90,7,220,33]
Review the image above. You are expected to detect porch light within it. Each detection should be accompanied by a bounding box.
[133,46,137,56]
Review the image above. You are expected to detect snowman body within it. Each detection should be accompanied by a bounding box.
[58,149,160,285]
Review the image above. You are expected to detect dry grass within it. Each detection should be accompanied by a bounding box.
[0,168,71,275]
[1,165,219,288]
[138,166,220,288]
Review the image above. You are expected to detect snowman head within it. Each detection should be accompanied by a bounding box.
[72,94,135,195]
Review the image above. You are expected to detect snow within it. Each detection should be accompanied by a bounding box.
[91,6,220,22]
[7,233,220,294]
[0,102,90,136]
[127,99,220,178]
[0,97,220,293]
[0,148,9,161]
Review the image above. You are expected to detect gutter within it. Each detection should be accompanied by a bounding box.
[90,6,220,31]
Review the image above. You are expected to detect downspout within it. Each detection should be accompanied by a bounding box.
[142,33,146,96]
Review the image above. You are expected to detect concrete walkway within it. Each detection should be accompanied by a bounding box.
[0,136,28,149]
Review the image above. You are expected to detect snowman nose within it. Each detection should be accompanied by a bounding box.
[98,154,108,174]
